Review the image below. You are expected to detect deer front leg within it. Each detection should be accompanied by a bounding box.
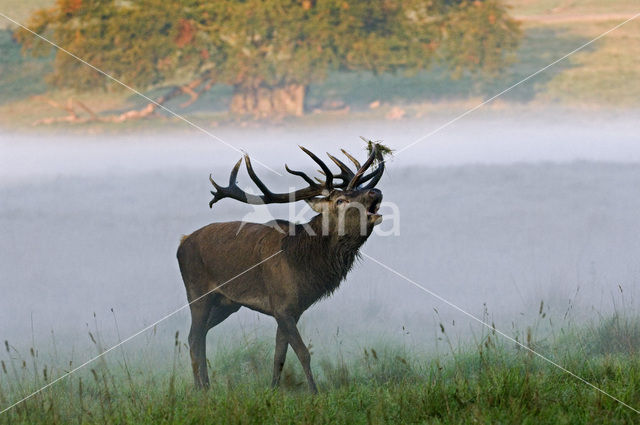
[275,315,318,394]
[271,325,288,388]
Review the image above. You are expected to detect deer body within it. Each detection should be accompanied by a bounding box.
[178,144,386,392]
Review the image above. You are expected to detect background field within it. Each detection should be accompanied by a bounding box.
[0,0,639,128]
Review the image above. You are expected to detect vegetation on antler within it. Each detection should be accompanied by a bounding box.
[361,137,394,163]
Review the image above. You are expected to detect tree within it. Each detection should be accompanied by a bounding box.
[16,0,520,119]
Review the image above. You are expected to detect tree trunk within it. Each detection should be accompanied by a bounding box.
[230,84,305,118]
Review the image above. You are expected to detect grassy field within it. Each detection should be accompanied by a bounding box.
[0,1,638,129]
[1,313,639,424]
[507,0,638,18]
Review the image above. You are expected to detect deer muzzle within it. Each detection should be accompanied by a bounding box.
[366,189,383,226]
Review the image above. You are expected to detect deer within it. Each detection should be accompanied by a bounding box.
[177,143,387,393]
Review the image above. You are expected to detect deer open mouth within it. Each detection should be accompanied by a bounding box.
[367,201,382,225]
[367,201,380,215]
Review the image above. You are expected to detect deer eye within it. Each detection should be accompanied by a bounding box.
[336,199,348,206]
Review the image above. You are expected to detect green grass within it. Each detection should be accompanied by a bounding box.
[0,28,52,105]
[539,19,640,107]
[1,313,639,424]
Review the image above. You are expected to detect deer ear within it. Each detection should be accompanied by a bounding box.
[305,198,330,213]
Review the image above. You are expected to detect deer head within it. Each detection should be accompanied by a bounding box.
[208,143,386,237]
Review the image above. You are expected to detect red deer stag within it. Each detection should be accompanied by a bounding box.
[177,143,386,393]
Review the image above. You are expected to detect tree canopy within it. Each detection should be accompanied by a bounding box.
[17,0,521,118]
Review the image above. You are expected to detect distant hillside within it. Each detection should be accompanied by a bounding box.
[0,0,638,129]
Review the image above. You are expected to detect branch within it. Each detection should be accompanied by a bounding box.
[179,78,206,107]
[179,79,215,108]
[32,97,85,125]
[32,74,214,125]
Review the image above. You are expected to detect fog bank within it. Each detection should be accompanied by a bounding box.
[1,114,639,359]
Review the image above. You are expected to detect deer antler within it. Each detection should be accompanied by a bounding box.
[209,144,384,207]
[209,146,334,206]
[316,144,385,190]
[324,145,385,190]
[356,146,385,190]
[208,158,265,207]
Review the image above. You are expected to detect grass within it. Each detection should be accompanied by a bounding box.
[0,29,52,106]
[1,310,639,424]
[538,19,640,107]
[506,0,639,18]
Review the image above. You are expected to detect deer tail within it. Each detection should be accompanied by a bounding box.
[179,234,191,245]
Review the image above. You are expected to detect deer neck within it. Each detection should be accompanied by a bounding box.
[282,215,368,299]
[306,213,369,251]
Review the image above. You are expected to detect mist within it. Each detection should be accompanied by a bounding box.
[2,112,640,360]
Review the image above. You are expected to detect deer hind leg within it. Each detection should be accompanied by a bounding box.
[188,295,212,390]
[276,315,318,394]
[271,325,289,388]
[189,295,240,390]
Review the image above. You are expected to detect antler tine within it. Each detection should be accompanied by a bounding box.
[341,149,361,170]
[284,164,316,186]
[228,157,242,185]
[244,154,328,203]
[244,154,276,198]
[298,146,333,190]
[326,152,355,187]
[209,159,241,193]
[208,174,222,207]
[346,144,378,190]
[359,151,385,189]
[209,158,265,207]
